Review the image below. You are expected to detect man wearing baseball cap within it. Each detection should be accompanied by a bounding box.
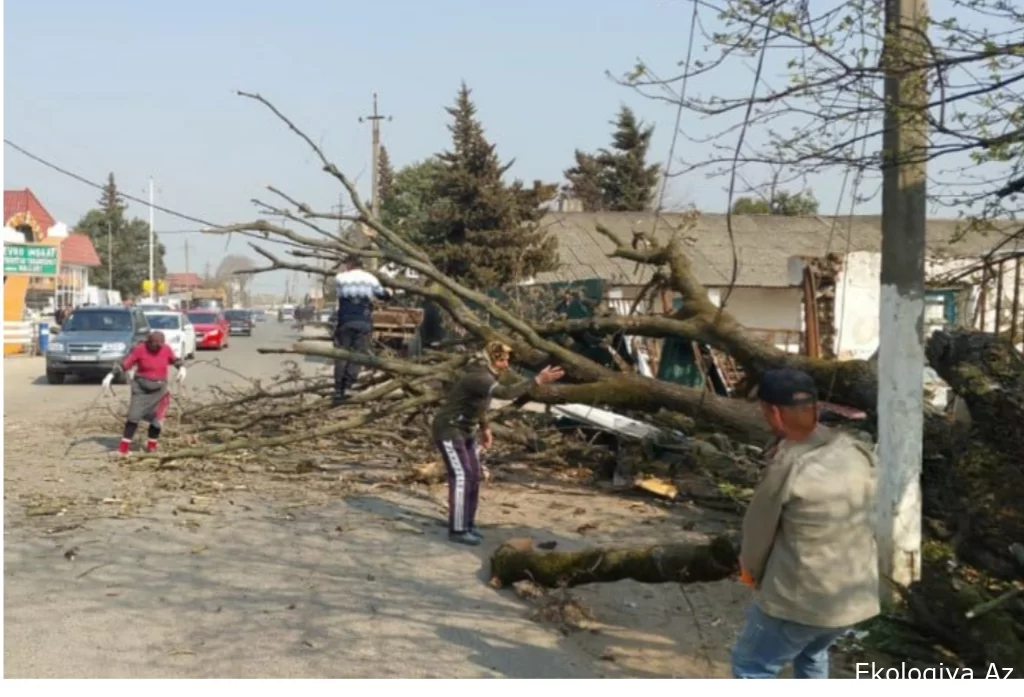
[731,368,880,679]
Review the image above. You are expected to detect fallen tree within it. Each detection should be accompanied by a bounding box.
[489,534,739,588]
[178,90,888,461]
[116,91,1021,672]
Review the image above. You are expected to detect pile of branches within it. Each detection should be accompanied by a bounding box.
[127,91,1022,672]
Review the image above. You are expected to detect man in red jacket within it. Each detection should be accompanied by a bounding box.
[102,330,186,456]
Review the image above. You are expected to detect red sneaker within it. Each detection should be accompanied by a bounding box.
[117,439,131,456]
[145,439,158,453]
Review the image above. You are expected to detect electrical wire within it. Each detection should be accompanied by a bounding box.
[4,139,222,229]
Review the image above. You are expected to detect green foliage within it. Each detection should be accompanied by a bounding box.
[377,145,395,206]
[380,157,447,243]
[418,82,559,289]
[76,173,167,300]
[730,189,819,216]
[563,106,661,212]
[563,150,606,211]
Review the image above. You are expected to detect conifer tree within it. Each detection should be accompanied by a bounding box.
[421,82,558,289]
[597,106,661,212]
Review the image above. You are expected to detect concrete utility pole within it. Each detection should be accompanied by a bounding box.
[876,0,928,603]
[359,93,392,220]
[107,219,113,291]
[360,93,391,272]
[148,177,156,301]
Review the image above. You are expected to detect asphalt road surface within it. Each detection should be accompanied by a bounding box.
[1,321,629,678]
[3,320,745,678]
[4,320,306,415]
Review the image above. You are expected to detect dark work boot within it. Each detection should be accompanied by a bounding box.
[468,528,484,541]
[448,531,482,546]
[331,393,347,407]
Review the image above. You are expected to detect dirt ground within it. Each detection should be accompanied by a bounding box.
[3,351,798,678]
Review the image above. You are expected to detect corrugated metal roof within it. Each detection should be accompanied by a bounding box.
[534,212,1022,288]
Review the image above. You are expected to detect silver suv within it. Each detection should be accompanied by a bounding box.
[45,306,151,385]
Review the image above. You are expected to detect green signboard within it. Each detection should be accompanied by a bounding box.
[4,243,59,276]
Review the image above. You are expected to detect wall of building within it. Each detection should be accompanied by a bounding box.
[707,286,805,352]
[834,251,1023,359]
[651,285,804,353]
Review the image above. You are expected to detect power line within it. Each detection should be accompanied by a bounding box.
[3,138,221,229]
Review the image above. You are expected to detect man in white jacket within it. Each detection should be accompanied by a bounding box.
[332,255,392,405]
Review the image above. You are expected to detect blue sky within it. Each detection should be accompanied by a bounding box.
[3,0,973,295]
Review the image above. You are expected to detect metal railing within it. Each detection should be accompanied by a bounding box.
[4,321,37,355]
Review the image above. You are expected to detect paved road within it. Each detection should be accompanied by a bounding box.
[3,320,308,414]
[3,321,743,678]
[1,322,640,679]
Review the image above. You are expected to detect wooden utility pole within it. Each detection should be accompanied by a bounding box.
[360,93,391,271]
[877,0,928,603]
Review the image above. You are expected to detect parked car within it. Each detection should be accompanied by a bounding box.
[45,306,151,384]
[135,302,172,313]
[186,310,230,350]
[144,310,197,360]
[224,309,254,336]
[252,309,267,322]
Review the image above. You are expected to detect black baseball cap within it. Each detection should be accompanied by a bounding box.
[757,368,818,407]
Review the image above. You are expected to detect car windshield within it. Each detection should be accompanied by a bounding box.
[188,313,219,324]
[224,311,248,320]
[146,314,182,330]
[63,310,132,332]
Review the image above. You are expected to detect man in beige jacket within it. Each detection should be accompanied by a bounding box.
[731,368,880,679]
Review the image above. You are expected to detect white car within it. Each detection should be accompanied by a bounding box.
[143,311,196,360]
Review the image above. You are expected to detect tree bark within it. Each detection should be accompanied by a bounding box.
[924,330,1024,578]
[488,534,739,588]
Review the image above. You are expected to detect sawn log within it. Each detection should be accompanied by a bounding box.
[489,534,739,588]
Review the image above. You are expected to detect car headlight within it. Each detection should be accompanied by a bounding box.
[48,341,65,353]
[102,342,128,353]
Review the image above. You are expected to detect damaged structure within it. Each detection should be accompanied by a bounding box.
[529,211,1024,395]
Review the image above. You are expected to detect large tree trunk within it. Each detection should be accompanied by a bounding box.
[924,330,1024,579]
[488,534,739,588]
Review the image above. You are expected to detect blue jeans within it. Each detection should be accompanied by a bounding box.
[731,603,848,679]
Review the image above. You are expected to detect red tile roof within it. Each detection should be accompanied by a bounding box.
[60,232,102,267]
[167,272,203,290]
[5,189,101,266]
[4,188,55,241]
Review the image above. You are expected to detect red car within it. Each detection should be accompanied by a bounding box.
[187,310,230,350]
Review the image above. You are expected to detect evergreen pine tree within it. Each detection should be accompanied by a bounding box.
[596,106,661,211]
[377,145,395,207]
[76,173,167,298]
[562,150,606,211]
[421,82,558,289]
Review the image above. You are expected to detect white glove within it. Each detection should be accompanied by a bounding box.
[101,372,115,396]
[176,366,187,385]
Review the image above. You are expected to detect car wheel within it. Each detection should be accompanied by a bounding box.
[45,370,66,385]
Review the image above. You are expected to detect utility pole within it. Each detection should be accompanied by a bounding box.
[148,177,156,301]
[359,93,391,271]
[185,239,190,275]
[876,0,927,603]
[107,219,113,291]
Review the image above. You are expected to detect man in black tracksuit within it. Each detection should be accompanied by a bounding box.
[332,255,392,405]
[431,341,565,546]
